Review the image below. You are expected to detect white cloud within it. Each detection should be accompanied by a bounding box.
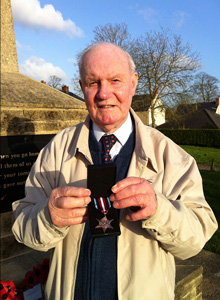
[11,0,83,38]
[20,56,68,82]
[138,8,158,23]
[67,58,77,64]
[173,11,188,28]
[16,40,32,60]
[16,40,32,52]
[128,4,140,10]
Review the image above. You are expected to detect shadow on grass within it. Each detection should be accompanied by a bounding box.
[200,170,220,255]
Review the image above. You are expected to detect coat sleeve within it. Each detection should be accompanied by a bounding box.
[142,155,218,260]
[12,140,70,252]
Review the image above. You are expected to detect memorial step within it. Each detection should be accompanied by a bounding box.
[32,119,82,132]
[1,232,32,261]
[0,211,31,261]
[0,211,14,236]
[0,249,50,287]
[1,107,88,135]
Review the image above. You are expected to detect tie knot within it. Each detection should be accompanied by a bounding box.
[101,134,117,163]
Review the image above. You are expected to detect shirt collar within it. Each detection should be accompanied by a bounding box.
[92,113,133,146]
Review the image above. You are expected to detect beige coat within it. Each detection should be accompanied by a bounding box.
[12,109,218,300]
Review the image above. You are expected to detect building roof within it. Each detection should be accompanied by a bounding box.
[132,94,152,111]
[176,101,218,115]
[158,108,220,129]
[158,100,220,129]
[205,109,220,128]
[61,90,84,102]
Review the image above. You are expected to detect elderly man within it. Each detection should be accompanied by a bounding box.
[12,42,217,300]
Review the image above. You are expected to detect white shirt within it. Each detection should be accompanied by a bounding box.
[92,113,133,161]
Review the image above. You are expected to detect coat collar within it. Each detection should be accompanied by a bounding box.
[64,114,92,163]
[130,108,158,174]
[66,109,159,174]
[75,114,94,163]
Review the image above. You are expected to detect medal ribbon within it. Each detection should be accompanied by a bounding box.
[93,197,111,215]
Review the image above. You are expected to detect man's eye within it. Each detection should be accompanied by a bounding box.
[89,81,97,86]
[113,79,120,82]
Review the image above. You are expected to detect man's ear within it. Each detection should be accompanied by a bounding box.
[79,80,83,92]
[131,72,138,96]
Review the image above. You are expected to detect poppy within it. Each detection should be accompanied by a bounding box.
[24,271,38,288]
[0,280,21,300]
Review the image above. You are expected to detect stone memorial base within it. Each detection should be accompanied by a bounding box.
[0,134,55,213]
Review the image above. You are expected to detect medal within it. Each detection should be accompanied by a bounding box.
[96,215,114,233]
[93,197,114,233]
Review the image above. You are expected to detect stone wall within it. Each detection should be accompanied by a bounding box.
[175,265,203,300]
[1,107,88,136]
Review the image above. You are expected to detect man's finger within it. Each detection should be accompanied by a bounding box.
[52,213,89,228]
[126,207,151,222]
[113,194,146,209]
[52,186,91,198]
[51,207,89,219]
[112,177,145,193]
[111,178,153,202]
[53,196,91,209]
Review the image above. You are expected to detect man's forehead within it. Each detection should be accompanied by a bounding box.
[82,49,129,75]
[85,71,125,80]
[83,44,128,65]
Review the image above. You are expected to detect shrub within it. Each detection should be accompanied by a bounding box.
[159,129,220,148]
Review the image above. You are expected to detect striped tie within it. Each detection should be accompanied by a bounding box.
[101,134,117,163]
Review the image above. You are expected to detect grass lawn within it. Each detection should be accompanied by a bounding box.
[179,146,220,254]
[180,145,220,167]
[200,170,220,255]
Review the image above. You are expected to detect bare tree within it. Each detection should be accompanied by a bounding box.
[71,72,84,99]
[48,75,62,90]
[74,25,202,128]
[132,28,201,127]
[191,72,220,103]
[92,22,132,51]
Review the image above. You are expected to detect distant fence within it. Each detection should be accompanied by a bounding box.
[159,129,220,148]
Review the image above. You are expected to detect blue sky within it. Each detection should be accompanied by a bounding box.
[11,0,220,93]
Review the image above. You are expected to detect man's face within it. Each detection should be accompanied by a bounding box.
[80,44,138,133]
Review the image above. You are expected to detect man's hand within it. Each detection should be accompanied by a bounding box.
[110,177,157,221]
[48,187,91,228]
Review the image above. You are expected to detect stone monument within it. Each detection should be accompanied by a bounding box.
[0,0,88,213]
[0,0,88,287]
[1,0,19,73]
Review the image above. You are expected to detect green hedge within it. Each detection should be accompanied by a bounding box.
[158,129,220,148]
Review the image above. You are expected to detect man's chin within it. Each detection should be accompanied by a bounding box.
[97,120,124,133]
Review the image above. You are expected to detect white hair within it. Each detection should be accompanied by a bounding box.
[78,42,136,80]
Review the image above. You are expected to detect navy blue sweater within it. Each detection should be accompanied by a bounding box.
[74,126,135,300]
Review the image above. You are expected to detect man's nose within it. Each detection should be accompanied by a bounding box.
[96,82,112,100]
